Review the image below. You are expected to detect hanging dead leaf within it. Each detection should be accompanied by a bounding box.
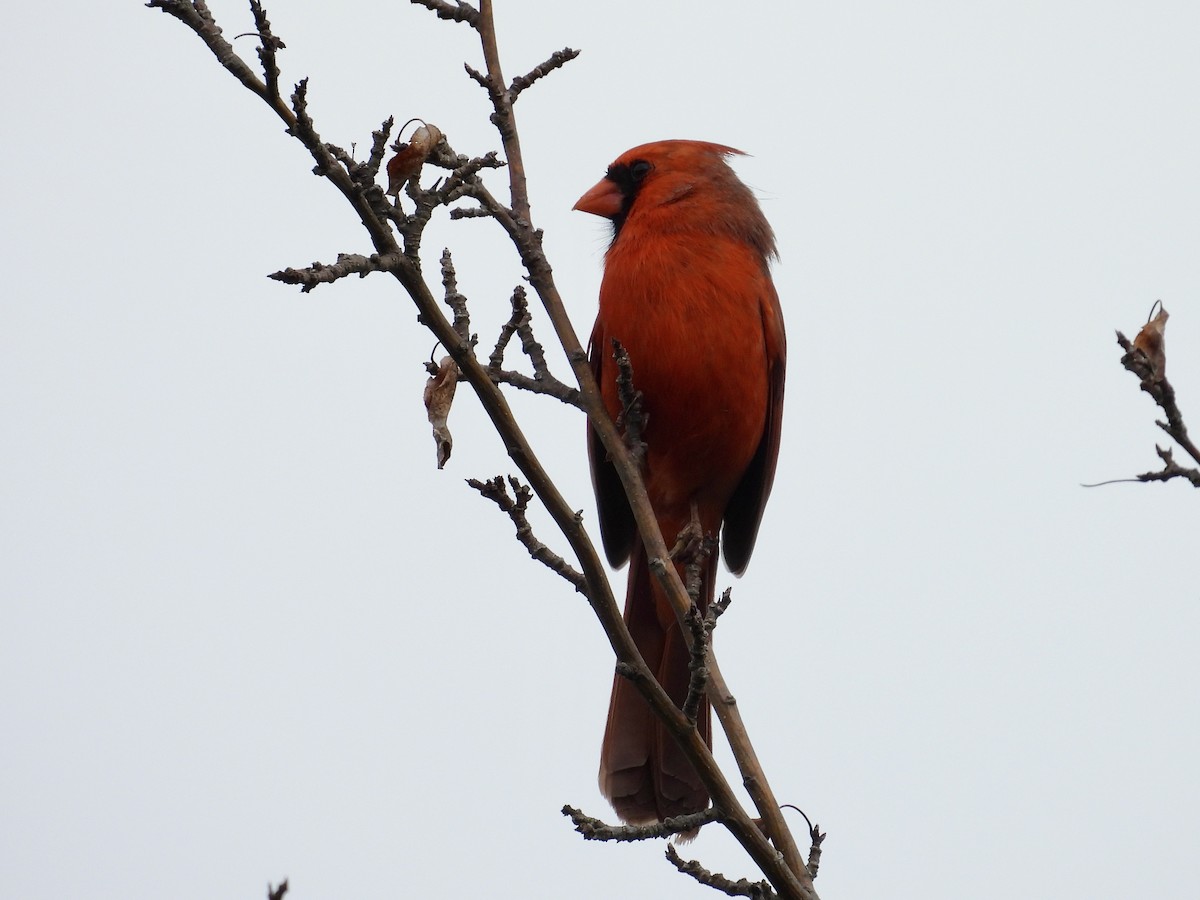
[386,120,443,195]
[1132,301,1169,381]
[424,355,458,469]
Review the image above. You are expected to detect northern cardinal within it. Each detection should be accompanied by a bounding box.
[574,140,786,824]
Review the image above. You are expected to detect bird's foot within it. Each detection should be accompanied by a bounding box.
[669,505,707,563]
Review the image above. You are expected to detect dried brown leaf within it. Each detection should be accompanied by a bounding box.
[1132,301,1169,381]
[424,355,458,469]
[386,121,443,195]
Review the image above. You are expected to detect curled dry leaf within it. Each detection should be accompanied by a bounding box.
[424,355,458,469]
[1132,301,1169,381]
[386,120,443,195]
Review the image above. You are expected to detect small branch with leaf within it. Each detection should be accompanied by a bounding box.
[1089,302,1200,488]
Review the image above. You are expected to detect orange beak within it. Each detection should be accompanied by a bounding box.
[573,177,624,220]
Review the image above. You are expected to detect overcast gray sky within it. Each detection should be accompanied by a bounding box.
[3,2,1198,898]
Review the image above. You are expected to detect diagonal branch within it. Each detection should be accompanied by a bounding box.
[510,48,581,98]
[665,845,778,899]
[147,0,294,124]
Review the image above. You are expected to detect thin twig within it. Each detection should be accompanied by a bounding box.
[248,1,284,99]
[408,0,479,26]
[439,249,472,342]
[510,48,580,98]
[1138,445,1200,487]
[665,845,778,899]
[363,117,394,183]
[467,476,586,591]
[486,286,579,402]
[611,340,647,467]
[269,252,404,292]
[682,603,709,725]
[489,288,528,370]
[780,805,826,880]
[706,588,732,632]
[513,289,553,380]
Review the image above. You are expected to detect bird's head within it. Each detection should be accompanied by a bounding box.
[573,140,746,234]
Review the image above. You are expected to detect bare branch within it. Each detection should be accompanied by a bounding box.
[706,588,732,631]
[147,1,275,107]
[486,369,576,402]
[665,845,777,899]
[1139,445,1200,487]
[463,62,491,91]
[473,0,529,223]
[266,879,288,900]
[682,603,709,726]
[269,252,403,292]
[448,206,495,220]
[513,288,553,380]
[363,118,394,184]
[611,340,647,467]
[410,0,480,26]
[489,288,528,370]
[438,250,472,342]
[806,828,825,881]
[467,476,586,591]
[562,805,720,842]
[248,1,284,100]
[780,806,826,881]
[510,47,581,98]
[487,286,579,403]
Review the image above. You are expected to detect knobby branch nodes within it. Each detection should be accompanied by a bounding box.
[780,805,826,881]
[682,601,711,726]
[611,339,647,467]
[563,804,722,843]
[436,248,473,345]
[467,475,586,591]
[666,845,777,900]
[269,252,404,292]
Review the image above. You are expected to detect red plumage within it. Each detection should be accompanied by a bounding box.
[575,140,786,823]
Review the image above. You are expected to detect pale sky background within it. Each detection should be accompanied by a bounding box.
[3,2,1198,899]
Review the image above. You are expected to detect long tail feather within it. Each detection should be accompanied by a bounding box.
[598,543,714,822]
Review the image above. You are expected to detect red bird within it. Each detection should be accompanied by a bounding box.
[574,140,786,824]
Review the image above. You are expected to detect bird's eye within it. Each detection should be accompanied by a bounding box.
[629,160,653,182]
